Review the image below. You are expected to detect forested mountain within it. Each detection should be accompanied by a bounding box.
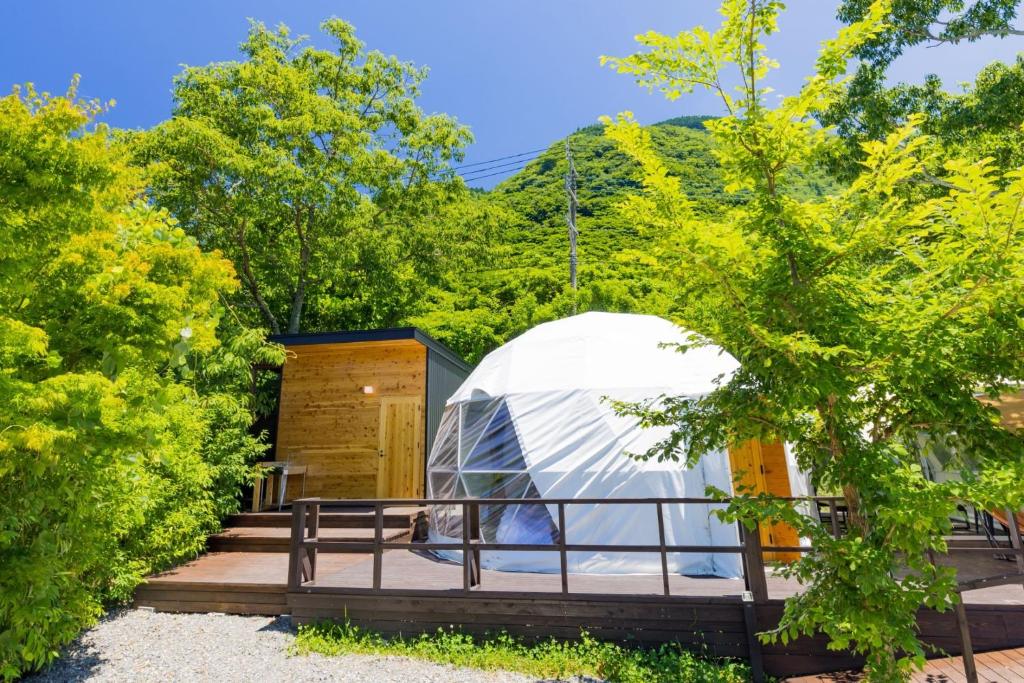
[411,116,840,362]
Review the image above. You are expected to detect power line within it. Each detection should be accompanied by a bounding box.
[461,164,531,183]
[452,147,549,171]
[460,147,567,182]
[454,142,586,184]
[458,156,540,177]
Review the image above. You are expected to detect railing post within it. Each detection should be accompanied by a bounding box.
[469,500,481,589]
[287,500,307,591]
[372,502,383,591]
[462,501,471,591]
[741,521,769,604]
[1005,508,1024,579]
[306,499,320,584]
[954,597,979,683]
[828,498,841,538]
[656,502,670,597]
[742,591,766,683]
[558,503,569,595]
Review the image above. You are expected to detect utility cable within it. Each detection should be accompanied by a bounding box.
[452,147,549,170]
[461,164,532,183]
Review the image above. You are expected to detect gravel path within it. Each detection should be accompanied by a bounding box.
[27,609,562,683]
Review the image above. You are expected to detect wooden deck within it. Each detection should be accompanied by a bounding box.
[137,544,1024,605]
[134,546,1024,677]
[134,497,1024,679]
[788,647,1024,682]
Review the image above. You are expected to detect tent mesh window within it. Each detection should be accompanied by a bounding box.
[427,399,558,544]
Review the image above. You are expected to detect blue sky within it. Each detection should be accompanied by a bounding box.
[2,1,1021,187]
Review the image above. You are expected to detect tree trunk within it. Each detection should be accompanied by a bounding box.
[842,483,867,534]
[287,280,305,334]
[286,206,314,334]
[236,218,280,335]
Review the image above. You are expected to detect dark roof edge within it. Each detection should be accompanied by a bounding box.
[269,327,471,372]
[413,330,473,373]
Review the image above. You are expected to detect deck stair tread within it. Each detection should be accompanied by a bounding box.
[212,526,409,541]
[208,525,411,552]
[225,506,427,529]
[946,535,1013,547]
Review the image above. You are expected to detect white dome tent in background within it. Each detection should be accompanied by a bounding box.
[425,312,805,578]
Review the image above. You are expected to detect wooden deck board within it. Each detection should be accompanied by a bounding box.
[786,646,1024,682]
[308,548,801,597]
[212,526,410,541]
[143,551,369,586]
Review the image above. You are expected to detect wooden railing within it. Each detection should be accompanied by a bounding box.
[285,496,847,597]
[286,496,1023,683]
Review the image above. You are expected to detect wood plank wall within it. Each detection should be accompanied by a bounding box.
[276,340,427,499]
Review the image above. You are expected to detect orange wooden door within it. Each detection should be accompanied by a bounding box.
[376,397,425,498]
[727,439,801,562]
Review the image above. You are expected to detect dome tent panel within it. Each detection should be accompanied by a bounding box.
[428,471,457,498]
[458,397,503,466]
[462,402,526,471]
[448,312,741,401]
[427,406,459,471]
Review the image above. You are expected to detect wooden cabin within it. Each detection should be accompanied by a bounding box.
[270,328,470,500]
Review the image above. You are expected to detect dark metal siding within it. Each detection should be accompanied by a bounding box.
[425,349,470,454]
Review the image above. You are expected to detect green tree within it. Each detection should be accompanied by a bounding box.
[0,83,282,680]
[824,0,1024,176]
[137,19,472,334]
[603,0,1024,678]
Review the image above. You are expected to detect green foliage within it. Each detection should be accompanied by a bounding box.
[921,56,1024,171]
[603,0,1024,679]
[413,118,837,362]
[0,84,283,680]
[823,0,1024,177]
[293,622,749,683]
[136,19,473,334]
[840,0,1021,67]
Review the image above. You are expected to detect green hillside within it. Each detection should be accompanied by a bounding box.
[411,117,840,362]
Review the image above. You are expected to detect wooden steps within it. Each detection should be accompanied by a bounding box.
[209,525,412,553]
[211,506,427,552]
[133,506,427,613]
[226,506,426,530]
[135,579,288,616]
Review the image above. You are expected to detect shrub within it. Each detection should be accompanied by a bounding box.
[0,83,282,679]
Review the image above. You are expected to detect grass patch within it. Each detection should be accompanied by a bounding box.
[293,621,751,682]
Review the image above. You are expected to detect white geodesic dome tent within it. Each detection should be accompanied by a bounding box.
[426,312,761,578]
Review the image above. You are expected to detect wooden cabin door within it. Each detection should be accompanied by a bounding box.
[727,439,801,562]
[376,397,425,498]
